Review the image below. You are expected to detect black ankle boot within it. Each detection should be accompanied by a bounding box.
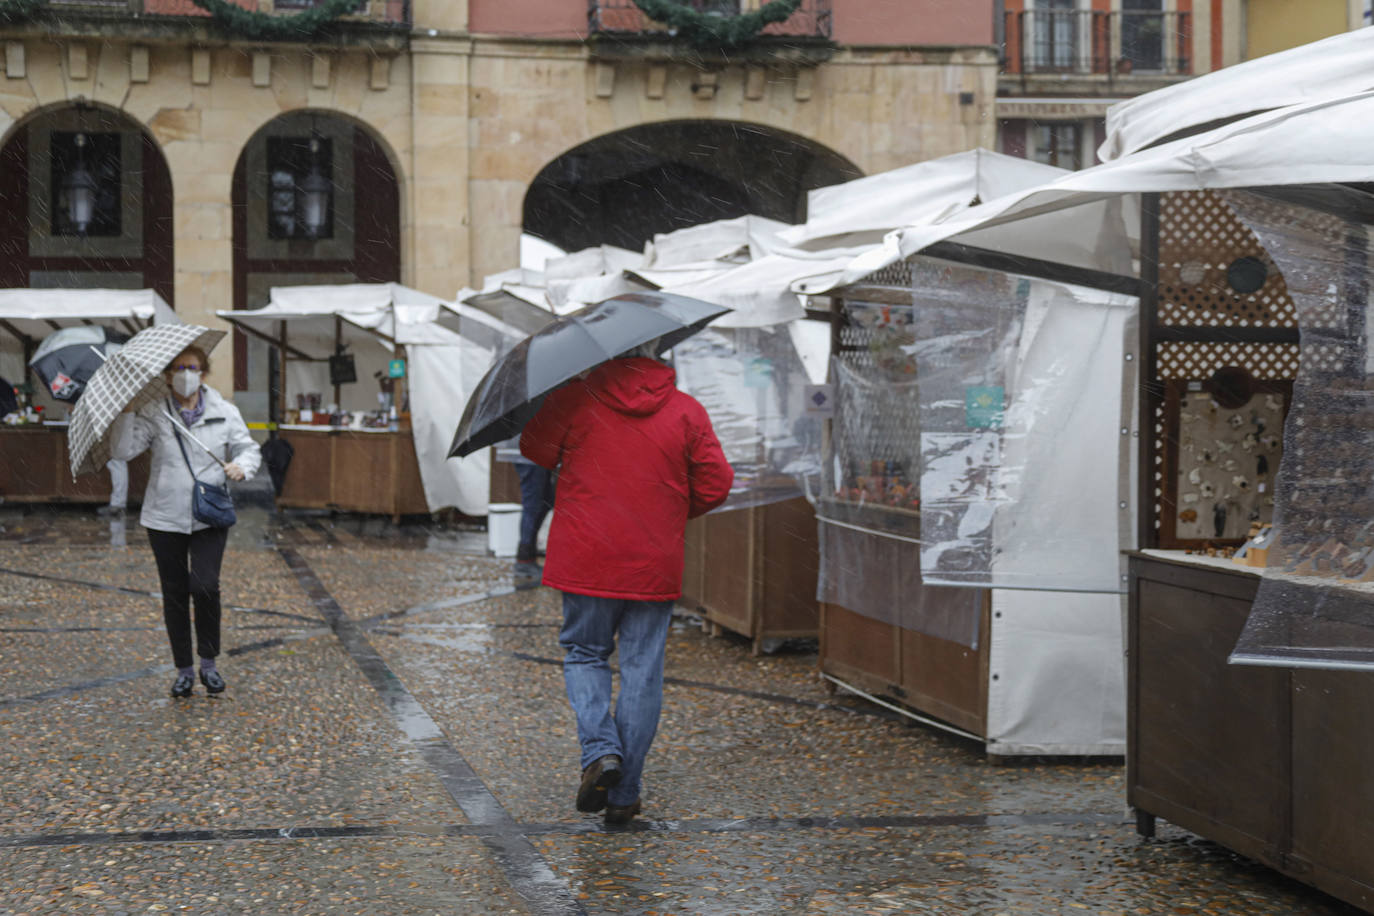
[516,542,537,563]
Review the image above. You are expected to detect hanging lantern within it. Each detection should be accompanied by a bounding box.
[63,133,99,236]
[297,134,332,239]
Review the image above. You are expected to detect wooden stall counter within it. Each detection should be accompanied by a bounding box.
[276,425,428,521]
[815,500,992,740]
[1127,550,1374,913]
[0,424,149,504]
[680,495,820,654]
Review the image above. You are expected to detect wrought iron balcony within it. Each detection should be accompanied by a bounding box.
[589,0,832,42]
[1003,9,1191,78]
[45,0,411,29]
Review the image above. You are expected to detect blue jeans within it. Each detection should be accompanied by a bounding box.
[515,463,555,552]
[559,592,673,807]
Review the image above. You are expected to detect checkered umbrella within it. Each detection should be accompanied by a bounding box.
[68,324,225,478]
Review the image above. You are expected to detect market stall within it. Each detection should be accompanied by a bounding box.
[805,29,1374,901]
[0,289,169,504]
[218,283,505,519]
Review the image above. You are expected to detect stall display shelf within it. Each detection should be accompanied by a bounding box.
[1127,551,1374,914]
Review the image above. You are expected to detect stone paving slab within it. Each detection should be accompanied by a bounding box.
[0,836,528,915]
[370,588,1126,826]
[0,636,462,835]
[0,510,1364,916]
[538,822,1360,915]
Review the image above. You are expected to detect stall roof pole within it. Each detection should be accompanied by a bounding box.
[279,321,288,425]
[227,319,315,361]
[1137,193,1161,551]
[922,240,1147,298]
[333,314,342,411]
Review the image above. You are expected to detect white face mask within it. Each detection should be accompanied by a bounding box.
[172,370,201,398]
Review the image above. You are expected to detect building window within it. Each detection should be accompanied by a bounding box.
[1031,0,1079,71]
[1121,0,1165,71]
[1031,122,1083,170]
[266,135,334,240]
[50,131,122,237]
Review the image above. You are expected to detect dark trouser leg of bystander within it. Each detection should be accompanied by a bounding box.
[147,528,195,669]
[187,526,229,662]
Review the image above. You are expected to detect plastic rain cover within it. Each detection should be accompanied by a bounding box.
[672,325,821,511]
[1224,190,1374,671]
[909,257,1135,592]
[819,341,985,648]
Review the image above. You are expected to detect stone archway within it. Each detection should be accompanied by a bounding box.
[523,120,862,252]
[0,103,174,302]
[230,111,401,405]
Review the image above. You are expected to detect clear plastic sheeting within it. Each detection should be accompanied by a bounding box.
[817,326,983,647]
[909,257,1134,592]
[1224,190,1374,671]
[817,519,984,648]
[672,325,820,511]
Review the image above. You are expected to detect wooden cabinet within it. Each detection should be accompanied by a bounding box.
[1127,552,1374,913]
[277,428,428,520]
[0,427,149,504]
[680,496,820,653]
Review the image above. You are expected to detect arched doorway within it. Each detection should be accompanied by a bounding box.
[0,104,174,300]
[230,112,401,411]
[523,120,861,252]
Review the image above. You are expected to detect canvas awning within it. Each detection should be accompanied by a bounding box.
[1101,27,1374,161]
[808,91,1374,295]
[0,288,177,345]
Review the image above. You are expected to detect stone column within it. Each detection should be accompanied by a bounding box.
[409,37,472,299]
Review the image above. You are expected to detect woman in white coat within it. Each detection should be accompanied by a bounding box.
[112,345,261,698]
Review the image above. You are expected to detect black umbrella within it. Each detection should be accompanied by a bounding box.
[29,325,128,402]
[0,374,16,416]
[448,291,730,458]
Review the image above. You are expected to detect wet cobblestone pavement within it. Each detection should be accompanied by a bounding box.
[0,507,1363,915]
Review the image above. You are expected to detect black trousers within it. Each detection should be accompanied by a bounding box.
[147,526,229,669]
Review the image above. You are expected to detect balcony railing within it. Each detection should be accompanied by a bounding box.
[589,0,832,42]
[60,0,415,28]
[1003,9,1191,77]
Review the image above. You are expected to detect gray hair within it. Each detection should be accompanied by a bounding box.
[623,337,662,360]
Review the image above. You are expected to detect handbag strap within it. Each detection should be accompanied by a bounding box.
[168,398,204,485]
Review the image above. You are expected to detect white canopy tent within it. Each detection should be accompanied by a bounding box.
[218,283,509,517]
[0,289,178,415]
[778,148,1065,251]
[1100,27,1374,161]
[802,84,1374,754]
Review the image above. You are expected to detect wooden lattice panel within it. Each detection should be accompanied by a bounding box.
[1156,341,1300,381]
[1158,190,1298,328]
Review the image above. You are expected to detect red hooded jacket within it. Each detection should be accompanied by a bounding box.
[519,357,734,601]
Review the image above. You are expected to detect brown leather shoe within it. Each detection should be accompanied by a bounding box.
[603,798,641,826]
[576,755,622,813]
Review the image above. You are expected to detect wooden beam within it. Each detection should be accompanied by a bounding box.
[0,318,35,350]
[1138,193,1161,551]
[922,240,1146,298]
[223,318,315,361]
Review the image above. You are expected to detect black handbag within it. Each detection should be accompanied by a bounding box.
[170,404,237,528]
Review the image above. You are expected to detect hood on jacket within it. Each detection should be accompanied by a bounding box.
[585,357,676,417]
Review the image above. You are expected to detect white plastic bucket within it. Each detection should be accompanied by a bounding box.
[487,502,521,557]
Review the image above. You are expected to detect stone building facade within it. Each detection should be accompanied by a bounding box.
[0,0,998,406]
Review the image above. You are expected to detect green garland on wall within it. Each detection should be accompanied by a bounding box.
[186,0,362,40]
[0,0,44,24]
[631,0,804,49]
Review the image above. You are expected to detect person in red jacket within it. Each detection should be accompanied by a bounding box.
[521,346,733,825]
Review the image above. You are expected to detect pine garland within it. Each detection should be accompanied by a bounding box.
[186,0,363,40]
[631,0,805,49]
[0,0,44,24]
